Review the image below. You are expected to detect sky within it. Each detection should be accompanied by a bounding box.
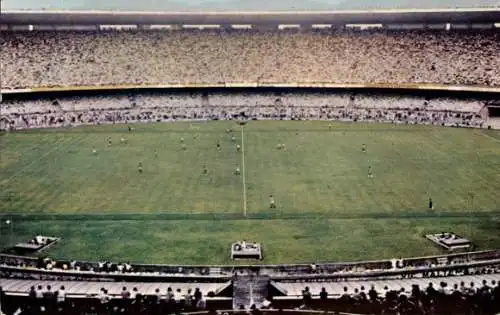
[2,0,499,10]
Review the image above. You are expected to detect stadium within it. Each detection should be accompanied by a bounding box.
[0,1,500,314]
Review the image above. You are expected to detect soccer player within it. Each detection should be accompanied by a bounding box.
[429,198,434,210]
[281,143,286,150]
[231,136,236,142]
[137,162,143,174]
[234,166,240,175]
[180,137,185,143]
[120,137,126,144]
[202,165,208,175]
[181,143,187,151]
[362,144,366,153]
[216,141,221,151]
[106,137,112,146]
[236,144,241,152]
[276,144,282,150]
[269,195,276,209]
[368,166,373,178]
[92,147,97,155]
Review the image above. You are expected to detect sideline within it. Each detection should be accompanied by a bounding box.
[474,129,500,144]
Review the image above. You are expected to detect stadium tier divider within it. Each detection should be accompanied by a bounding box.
[3,291,232,301]
[2,258,500,282]
[2,82,500,95]
[1,249,500,278]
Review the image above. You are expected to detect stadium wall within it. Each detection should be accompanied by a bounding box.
[2,83,500,96]
[1,8,500,26]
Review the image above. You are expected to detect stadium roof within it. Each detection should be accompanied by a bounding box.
[2,0,499,11]
[2,8,500,25]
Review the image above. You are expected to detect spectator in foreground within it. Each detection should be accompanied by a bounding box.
[320,287,328,301]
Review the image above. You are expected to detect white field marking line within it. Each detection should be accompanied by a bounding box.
[474,130,500,144]
[241,125,248,217]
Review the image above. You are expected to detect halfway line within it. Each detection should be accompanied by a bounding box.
[241,125,248,217]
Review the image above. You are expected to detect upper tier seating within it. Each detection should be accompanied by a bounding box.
[1,29,499,89]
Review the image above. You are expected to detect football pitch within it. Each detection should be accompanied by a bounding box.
[0,121,499,264]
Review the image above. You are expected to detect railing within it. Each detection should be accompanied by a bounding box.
[181,310,362,315]
[2,82,500,95]
[0,265,231,282]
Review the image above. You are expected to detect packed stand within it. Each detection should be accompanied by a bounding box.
[0,92,487,131]
[269,280,500,315]
[0,284,212,315]
[1,29,499,89]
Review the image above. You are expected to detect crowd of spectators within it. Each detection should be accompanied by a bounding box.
[33,257,134,274]
[2,250,500,314]
[1,29,499,89]
[0,255,223,278]
[0,92,487,131]
[2,250,499,285]
[4,279,500,315]
[0,284,207,315]
[283,279,500,315]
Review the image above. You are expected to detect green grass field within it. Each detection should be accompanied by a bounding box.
[0,121,499,264]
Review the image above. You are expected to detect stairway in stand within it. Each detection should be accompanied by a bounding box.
[232,275,270,310]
